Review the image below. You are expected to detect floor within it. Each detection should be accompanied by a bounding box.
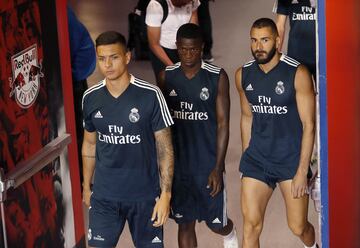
[69,0,320,247]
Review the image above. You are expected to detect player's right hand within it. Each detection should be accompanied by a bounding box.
[82,187,92,207]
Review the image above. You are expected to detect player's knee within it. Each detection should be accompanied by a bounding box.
[179,222,196,233]
[288,221,307,237]
[243,216,263,236]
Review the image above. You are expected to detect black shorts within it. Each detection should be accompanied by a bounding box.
[88,195,163,248]
[170,174,228,230]
[240,154,312,189]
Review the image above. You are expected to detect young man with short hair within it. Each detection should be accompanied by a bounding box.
[82,31,174,248]
[159,23,238,248]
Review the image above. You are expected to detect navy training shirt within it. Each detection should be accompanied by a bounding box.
[240,54,303,169]
[164,61,221,176]
[82,75,173,201]
[274,0,316,69]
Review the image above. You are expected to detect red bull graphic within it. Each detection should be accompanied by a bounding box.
[10,44,43,108]
[0,1,80,247]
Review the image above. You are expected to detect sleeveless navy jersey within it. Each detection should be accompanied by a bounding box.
[274,0,316,69]
[241,54,302,168]
[82,75,173,201]
[164,61,221,176]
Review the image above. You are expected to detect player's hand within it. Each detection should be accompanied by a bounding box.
[291,172,308,198]
[207,168,223,197]
[151,192,171,227]
[82,187,92,207]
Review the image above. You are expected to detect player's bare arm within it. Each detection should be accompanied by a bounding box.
[189,10,198,24]
[207,69,230,197]
[275,14,287,51]
[82,130,97,207]
[152,127,174,226]
[235,67,253,152]
[292,64,315,198]
[147,26,174,66]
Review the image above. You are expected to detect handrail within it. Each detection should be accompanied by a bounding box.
[0,133,71,248]
[0,133,71,202]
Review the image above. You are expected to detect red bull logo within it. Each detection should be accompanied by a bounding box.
[10,44,43,108]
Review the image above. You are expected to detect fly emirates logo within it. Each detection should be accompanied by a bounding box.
[98,125,141,144]
[172,101,208,121]
[292,6,316,21]
[250,96,288,115]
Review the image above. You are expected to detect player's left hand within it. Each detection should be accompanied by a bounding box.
[207,169,223,197]
[291,172,308,198]
[151,192,171,227]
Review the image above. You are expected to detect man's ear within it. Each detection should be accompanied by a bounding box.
[126,51,131,65]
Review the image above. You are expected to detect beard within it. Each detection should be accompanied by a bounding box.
[252,45,277,64]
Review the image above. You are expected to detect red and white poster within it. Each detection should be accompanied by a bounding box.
[0,1,83,247]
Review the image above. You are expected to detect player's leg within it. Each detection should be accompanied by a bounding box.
[178,221,197,248]
[241,177,273,248]
[127,199,164,248]
[279,180,316,247]
[87,196,125,248]
[204,174,238,247]
[172,176,198,247]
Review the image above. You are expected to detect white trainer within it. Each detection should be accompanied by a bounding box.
[224,228,239,248]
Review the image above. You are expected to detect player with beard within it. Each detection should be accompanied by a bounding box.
[235,18,318,248]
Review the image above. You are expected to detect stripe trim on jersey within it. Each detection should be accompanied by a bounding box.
[280,54,300,67]
[223,173,228,227]
[81,80,106,110]
[165,63,181,71]
[243,60,255,68]
[202,62,221,74]
[202,61,221,70]
[283,54,300,65]
[131,77,174,127]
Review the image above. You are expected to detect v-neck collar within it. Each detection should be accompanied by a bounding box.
[104,74,134,100]
[179,61,203,80]
[256,54,284,75]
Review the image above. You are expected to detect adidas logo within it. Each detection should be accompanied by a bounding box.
[246,84,254,91]
[169,89,177,96]
[174,213,183,218]
[94,111,103,118]
[212,218,221,224]
[151,236,162,243]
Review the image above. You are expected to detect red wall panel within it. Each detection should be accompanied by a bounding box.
[326,1,360,247]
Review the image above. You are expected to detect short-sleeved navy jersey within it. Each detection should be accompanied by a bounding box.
[241,54,302,169]
[164,62,221,176]
[273,0,316,69]
[82,75,173,201]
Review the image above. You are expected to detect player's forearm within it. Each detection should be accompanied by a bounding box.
[214,122,229,172]
[149,43,174,66]
[155,128,174,194]
[240,115,252,152]
[297,122,315,175]
[82,142,96,189]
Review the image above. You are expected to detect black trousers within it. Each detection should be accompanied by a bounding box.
[198,0,213,55]
[73,79,87,184]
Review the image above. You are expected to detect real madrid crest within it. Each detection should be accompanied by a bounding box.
[200,87,209,101]
[9,44,43,108]
[275,81,285,95]
[129,108,140,123]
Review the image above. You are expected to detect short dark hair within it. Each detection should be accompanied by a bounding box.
[95,31,127,49]
[176,23,203,42]
[251,18,279,36]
